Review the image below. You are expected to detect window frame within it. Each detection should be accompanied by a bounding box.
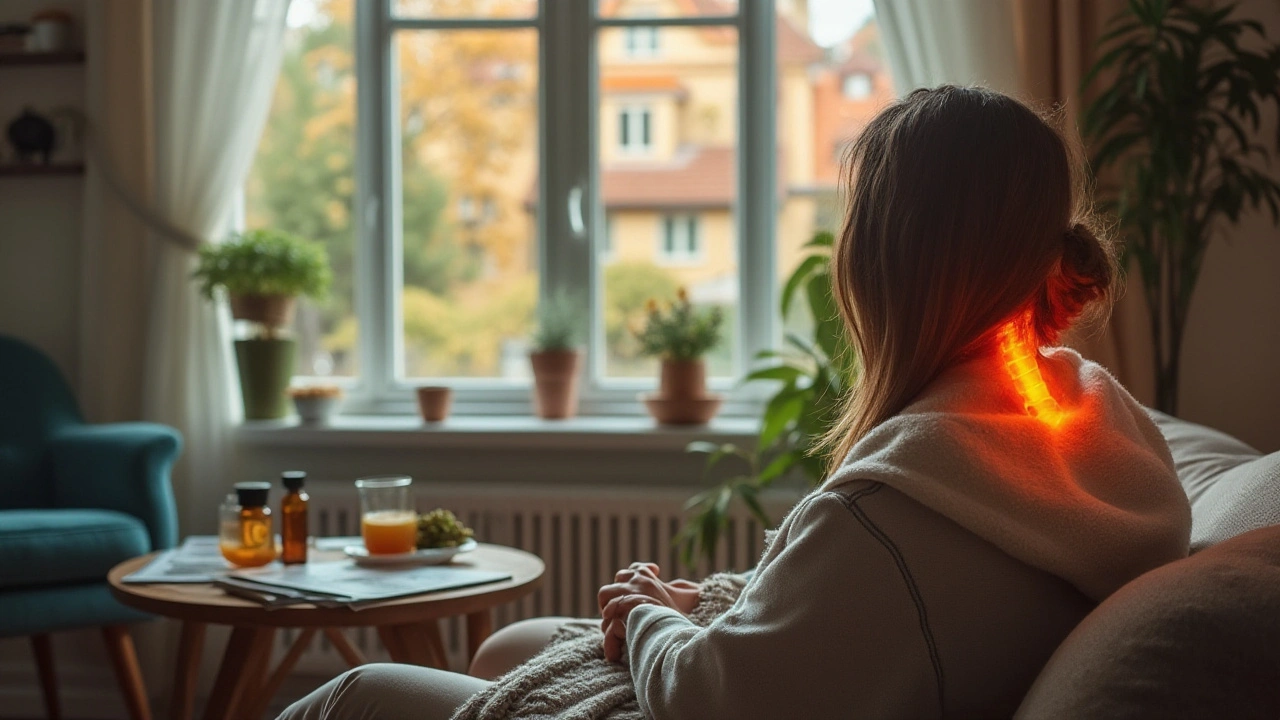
[657,212,702,265]
[338,0,776,417]
[617,103,654,154]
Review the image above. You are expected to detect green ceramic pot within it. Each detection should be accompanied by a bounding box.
[234,338,296,420]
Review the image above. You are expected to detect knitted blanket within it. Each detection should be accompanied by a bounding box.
[450,573,748,720]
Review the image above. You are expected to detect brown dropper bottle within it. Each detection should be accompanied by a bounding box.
[281,471,309,564]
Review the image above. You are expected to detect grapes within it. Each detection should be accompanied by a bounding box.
[416,508,474,549]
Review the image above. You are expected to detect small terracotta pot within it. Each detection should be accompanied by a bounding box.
[416,386,453,423]
[229,293,297,328]
[659,359,707,400]
[530,349,581,419]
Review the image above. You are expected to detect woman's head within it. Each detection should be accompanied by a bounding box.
[825,86,1117,466]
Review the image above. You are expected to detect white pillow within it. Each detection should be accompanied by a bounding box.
[1150,410,1280,551]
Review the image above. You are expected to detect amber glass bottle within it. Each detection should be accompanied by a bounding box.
[281,471,309,564]
[221,482,275,568]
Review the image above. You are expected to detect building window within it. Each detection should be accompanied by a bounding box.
[618,105,653,154]
[843,72,873,100]
[243,1,890,414]
[660,214,700,262]
[623,26,659,58]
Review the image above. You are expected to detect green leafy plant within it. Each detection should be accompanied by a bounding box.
[530,291,584,352]
[676,232,854,564]
[193,229,332,301]
[1082,0,1280,414]
[634,289,725,360]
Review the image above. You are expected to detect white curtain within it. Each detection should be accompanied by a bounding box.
[143,0,290,533]
[872,0,1021,94]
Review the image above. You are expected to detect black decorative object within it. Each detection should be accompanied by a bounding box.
[7,108,55,164]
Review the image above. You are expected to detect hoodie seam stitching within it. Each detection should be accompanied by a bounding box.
[832,486,946,718]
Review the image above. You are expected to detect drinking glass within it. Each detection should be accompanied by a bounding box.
[355,475,417,554]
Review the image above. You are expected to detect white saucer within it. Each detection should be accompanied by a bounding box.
[343,539,477,567]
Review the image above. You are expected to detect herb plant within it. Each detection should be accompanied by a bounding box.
[1082,0,1280,413]
[193,229,332,301]
[634,289,725,361]
[530,291,584,352]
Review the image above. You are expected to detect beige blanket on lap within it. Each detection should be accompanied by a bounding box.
[450,573,748,720]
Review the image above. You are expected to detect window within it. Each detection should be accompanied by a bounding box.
[659,214,700,263]
[623,26,659,57]
[617,105,653,154]
[246,0,891,415]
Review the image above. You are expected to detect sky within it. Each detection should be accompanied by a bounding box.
[807,0,876,47]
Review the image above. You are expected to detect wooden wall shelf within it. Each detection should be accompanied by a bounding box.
[0,51,85,66]
[0,163,85,177]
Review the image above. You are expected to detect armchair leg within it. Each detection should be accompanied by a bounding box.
[30,634,60,719]
[101,625,152,720]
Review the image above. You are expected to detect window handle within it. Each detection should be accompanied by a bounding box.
[567,185,585,241]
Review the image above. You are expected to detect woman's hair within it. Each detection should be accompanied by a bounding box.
[823,85,1117,470]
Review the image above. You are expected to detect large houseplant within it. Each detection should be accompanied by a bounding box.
[193,229,331,419]
[678,232,854,564]
[1082,0,1280,414]
[529,292,584,419]
[635,289,726,425]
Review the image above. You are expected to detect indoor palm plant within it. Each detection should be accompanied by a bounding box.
[635,289,726,425]
[193,229,331,419]
[529,292,584,419]
[678,232,854,563]
[1082,0,1280,414]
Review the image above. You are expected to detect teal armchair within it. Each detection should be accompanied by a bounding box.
[0,335,181,720]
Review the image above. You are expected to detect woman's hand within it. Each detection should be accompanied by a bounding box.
[598,563,701,662]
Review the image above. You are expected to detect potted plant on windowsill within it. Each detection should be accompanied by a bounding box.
[635,288,725,425]
[193,229,331,420]
[529,292,584,419]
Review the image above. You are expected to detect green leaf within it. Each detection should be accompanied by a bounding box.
[757,450,799,485]
[735,483,773,527]
[804,231,835,248]
[759,388,804,450]
[743,364,805,384]
[780,253,827,318]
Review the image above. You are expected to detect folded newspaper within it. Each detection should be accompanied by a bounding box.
[123,536,512,609]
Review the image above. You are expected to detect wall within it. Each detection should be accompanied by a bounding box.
[1176,0,1280,452]
[0,0,86,386]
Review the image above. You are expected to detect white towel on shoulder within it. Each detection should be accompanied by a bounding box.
[823,347,1191,601]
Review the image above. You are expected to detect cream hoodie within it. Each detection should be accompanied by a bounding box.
[627,348,1191,719]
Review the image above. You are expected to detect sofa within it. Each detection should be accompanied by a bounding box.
[1016,411,1280,718]
[0,335,182,720]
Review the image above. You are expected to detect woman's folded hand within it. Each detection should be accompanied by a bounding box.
[597,563,702,662]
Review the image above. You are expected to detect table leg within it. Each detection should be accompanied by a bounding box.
[323,628,368,668]
[170,622,206,720]
[422,621,448,669]
[201,626,275,720]
[241,628,317,720]
[376,625,410,663]
[466,611,493,665]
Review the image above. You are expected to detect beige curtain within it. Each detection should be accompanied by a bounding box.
[1013,0,1156,405]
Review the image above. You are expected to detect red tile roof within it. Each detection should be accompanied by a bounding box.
[601,75,688,95]
[601,146,786,209]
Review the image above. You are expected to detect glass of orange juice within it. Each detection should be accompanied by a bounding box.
[355,476,417,555]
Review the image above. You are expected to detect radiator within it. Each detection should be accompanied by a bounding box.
[285,482,796,674]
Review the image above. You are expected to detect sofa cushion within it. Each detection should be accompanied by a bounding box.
[0,509,149,589]
[1151,410,1280,550]
[1016,525,1280,719]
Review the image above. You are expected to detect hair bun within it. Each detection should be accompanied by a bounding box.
[1034,222,1116,341]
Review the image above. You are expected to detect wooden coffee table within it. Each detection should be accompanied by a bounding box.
[109,543,543,720]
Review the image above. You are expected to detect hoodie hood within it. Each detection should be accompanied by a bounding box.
[822,347,1191,601]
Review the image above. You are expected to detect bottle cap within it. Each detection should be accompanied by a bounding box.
[234,482,271,508]
[281,471,307,491]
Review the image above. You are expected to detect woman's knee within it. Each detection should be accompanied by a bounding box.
[468,617,583,680]
[278,663,488,720]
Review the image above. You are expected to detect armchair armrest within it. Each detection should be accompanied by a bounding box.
[48,423,182,551]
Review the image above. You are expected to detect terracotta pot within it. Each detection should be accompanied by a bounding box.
[643,358,721,425]
[229,293,297,329]
[530,349,581,419]
[416,386,453,423]
[659,359,707,399]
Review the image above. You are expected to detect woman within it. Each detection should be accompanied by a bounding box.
[280,86,1191,719]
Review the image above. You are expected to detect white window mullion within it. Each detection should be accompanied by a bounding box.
[738,0,777,375]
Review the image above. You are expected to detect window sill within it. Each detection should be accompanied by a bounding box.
[237,414,759,451]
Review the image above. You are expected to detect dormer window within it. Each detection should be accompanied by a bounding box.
[618,105,653,154]
[624,26,660,58]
